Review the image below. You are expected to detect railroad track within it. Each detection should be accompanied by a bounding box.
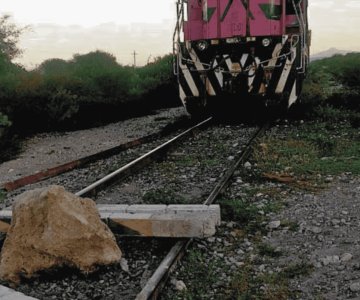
[75,117,213,198]
[0,118,268,300]
[0,116,196,193]
[136,124,267,300]
[1,116,212,209]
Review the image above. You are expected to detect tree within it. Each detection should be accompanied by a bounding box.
[71,50,119,76]
[37,58,70,76]
[0,14,28,60]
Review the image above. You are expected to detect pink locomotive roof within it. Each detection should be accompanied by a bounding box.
[184,0,302,41]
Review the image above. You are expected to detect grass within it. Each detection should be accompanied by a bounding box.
[222,107,353,299]
[165,249,221,300]
[253,119,360,186]
[221,106,358,299]
[220,199,260,224]
[230,261,313,299]
[281,262,314,279]
[258,243,282,258]
[280,219,299,232]
[176,155,199,167]
[157,161,177,178]
[230,263,289,300]
[220,194,283,223]
[220,197,283,235]
[142,188,186,205]
[165,105,358,299]
[203,158,220,167]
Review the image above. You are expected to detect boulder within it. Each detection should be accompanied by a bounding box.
[0,185,122,284]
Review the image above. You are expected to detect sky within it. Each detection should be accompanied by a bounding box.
[1,0,360,68]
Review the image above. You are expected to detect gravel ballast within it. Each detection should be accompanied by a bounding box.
[1,109,359,299]
[0,107,186,185]
[0,108,259,299]
[162,122,360,300]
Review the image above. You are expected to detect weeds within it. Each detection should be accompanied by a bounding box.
[258,243,282,258]
[279,262,314,279]
[253,120,360,185]
[176,155,198,167]
[0,189,6,203]
[0,112,11,127]
[230,261,313,299]
[203,158,220,166]
[220,188,283,224]
[230,265,253,299]
[221,199,259,224]
[230,263,289,300]
[171,249,221,299]
[280,219,299,232]
[220,197,282,235]
[157,161,177,178]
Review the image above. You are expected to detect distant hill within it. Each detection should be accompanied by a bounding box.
[311,48,356,62]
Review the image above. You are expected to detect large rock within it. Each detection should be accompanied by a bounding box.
[0,185,122,284]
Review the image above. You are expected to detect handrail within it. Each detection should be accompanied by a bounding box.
[292,0,307,74]
[173,0,186,76]
[298,1,308,72]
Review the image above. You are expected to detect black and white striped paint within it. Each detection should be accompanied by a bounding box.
[176,35,303,112]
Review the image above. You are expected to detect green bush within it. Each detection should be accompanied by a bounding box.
[305,53,360,109]
[37,58,71,76]
[46,88,79,122]
[297,53,360,123]
[0,50,177,134]
[0,112,11,127]
[311,53,360,87]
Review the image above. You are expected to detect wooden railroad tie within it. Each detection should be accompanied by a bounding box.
[0,204,221,238]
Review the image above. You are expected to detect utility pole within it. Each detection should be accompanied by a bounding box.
[132,50,138,68]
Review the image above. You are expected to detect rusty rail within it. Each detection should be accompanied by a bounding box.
[1,117,195,192]
[1,135,156,192]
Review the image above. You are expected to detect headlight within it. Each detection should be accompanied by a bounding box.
[262,38,271,47]
[196,40,208,51]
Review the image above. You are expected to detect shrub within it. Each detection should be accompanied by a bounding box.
[46,88,79,122]
[37,58,71,77]
[306,53,360,108]
[0,50,177,135]
[0,112,11,127]
[297,53,360,122]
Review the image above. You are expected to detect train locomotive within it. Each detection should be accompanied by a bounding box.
[173,0,310,116]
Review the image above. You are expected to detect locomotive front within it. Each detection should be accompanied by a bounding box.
[173,0,310,116]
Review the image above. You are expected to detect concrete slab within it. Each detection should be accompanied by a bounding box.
[0,204,221,237]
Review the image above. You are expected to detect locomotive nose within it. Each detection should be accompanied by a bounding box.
[174,0,310,116]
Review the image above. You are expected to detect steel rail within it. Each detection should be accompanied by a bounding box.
[75,117,212,197]
[135,123,269,300]
[0,117,213,300]
[1,118,193,192]
[1,133,158,192]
